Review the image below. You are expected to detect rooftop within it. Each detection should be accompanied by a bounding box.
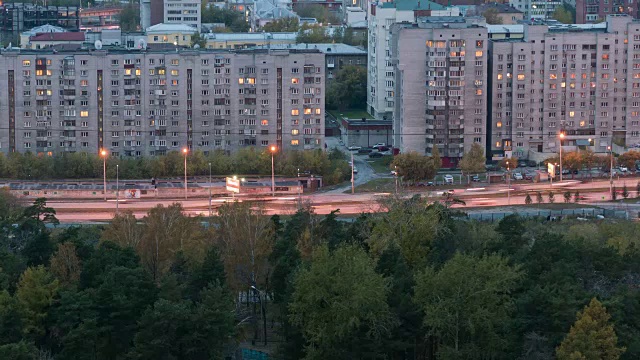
[146,23,199,34]
[203,32,297,41]
[475,3,522,14]
[253,43,367,55]
[30,32,85,42]
[379,0,445,11]
[21,24,66,36]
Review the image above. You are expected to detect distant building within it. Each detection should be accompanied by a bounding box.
[146,23,199,47]
[292,0,342,13]
[164,0,202,31]
[573,0,638,23]
[0,4,79,34]
[471,3,524,25]
[509,0,563,20]
[345,6,366,26]
[203,32,298,49]
[24,32,85,50]
[339,117,393,149]
[251,0,298,31]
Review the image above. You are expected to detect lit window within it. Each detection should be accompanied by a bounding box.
[475,51,483,57]
[291,139,299,145]
[80,111,89,117]
[22,60,30,66]
[171,70,179,76]
[158,69,165,75]
[135,69,141,76]
[304,108,312,115]
[496,122,502,128]
[291,129,299,135]
[246,78,255,85]
[238,78,244,84]
[569,111,575,117]
[497,74,503,80]
[315,108,321,115]
[495,141,501,147]
[517,74,525,80]
[291,78,299,84]
[291,109,299,116]
[476,89,483,95]
[261,119,268,125]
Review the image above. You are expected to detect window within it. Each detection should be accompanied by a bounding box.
[291,109,299,116]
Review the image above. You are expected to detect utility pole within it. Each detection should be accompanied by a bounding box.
[351,152,355,194]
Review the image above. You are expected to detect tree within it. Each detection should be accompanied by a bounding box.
[482,8,503,25]
[613,186,618,200]
[525,193,532,205]
[500,157,519,170]
[564,191,572,203]
[537,191,544,205]
[190,32,206,48]
[262,17,300,32]
[289,245,396,358]
[118,4,140,32]
[15,266,59,338]
[414,254,521,358]
[431,145,442,171]
[552,4,575,24]
[0,341,38,359]
[49,242,81,287]
[201,7,249,32]
[295,4,340,24]
[556,298,625,360]
[622,184,630,199]
[616,151,640,171]
[574,191,581,203]
[326,65,367,110]
[549,191,555,204]
[296,24,333,43]
[391,152,437,183]
[101,211,143,250]
[459,143,486,176]
[637,182,640,198]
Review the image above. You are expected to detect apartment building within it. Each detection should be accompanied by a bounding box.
[390,17,488,167]
[164,0,202,31]
[509,0,563,20]
[488,15,640,161]
[0,48,324,156]
[367,0,462,120]
[573,0,638,24]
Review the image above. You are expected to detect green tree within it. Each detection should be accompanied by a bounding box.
[536,191,544,204]
[552,4,575,24]
[637,182,640,198]
[391,152,437,183]
[613,186,618,200]
[482,8,503,25]
[190,32,207,48]
[326,65,367,110]
[118,4,140,32]
[431,145,442,172]
[622,184,629,199]
[459,143,486,176]
[262,17,300,32]
[525,193,532,205]
[289,245,396,358]
[414,254,521,358]
[0,341,38,360]
[556,298,625,360]
[295,4,340,24]
[296,25,333,43]
[15,266,59,338]
[0,290,23,345]
[549,191,555,203]
[564,191,572,203]
[49,242,81,287]
[500,157,519,170]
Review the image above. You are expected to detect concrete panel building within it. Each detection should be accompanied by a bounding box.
[0,47,324,156]
[574,0,638,23]
[164,0,202,31]
[488,15,640,161]
[390,17,488,167]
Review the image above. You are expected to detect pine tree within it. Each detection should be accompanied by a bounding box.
[525,193,532,205]
[636,182,640,198]
[564,191,572,203]
[556,298,625,360]
[548,192,555,204]
[612,186,618,201]
[536,192,544,205]
[622,184,629,199]
[574,191,580,203]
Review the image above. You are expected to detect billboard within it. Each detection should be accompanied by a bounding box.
[226,177,240,193]
[548,163,555,178]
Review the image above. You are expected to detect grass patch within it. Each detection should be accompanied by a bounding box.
[366,157,393,174]
[328,109,373,120]
[348,178,395,193]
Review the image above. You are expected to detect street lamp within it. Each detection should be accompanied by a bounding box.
[559,132,565,182]
[250,285,267,347]
[608,145,614,199]
[351,151,355,194]
[270,145,276,196]
[116,164,119,214]
[100,149,107,201]
[394,165,398,194]
[208,162,212,218]
[506,160,511,205]
[182,148,188,200]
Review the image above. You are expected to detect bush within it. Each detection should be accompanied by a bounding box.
[548,192,555,204]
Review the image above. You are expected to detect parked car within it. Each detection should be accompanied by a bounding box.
[619,166,629,172]
[518,162,527,168]
[357,148,373,154]
[444,174,454,184]
[353,167,358,174]
[368,152,383,158]
[348,145,361,151]
[524,172,534,180]
[373,143,387,148]
[472,175,480,182]
[380,150,393,156]
[513,173,523,180]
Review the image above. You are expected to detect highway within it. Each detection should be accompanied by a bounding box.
[46,177,638,222]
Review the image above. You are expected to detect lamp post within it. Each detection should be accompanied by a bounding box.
[270,145,276,196]
[101,149,107,201]
[394,165,398,194]
[250,285,267,347]
[116,164,119,214]
[506,161,511,205]
[297,167,301,205]
[182,148,188,200]
[559,132,565,182]
[608,145,614,199]
[208,162,212,218]
[351,152,355,194]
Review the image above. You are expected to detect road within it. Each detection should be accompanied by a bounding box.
[322,137,380,194]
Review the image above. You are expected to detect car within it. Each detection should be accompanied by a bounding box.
[373,143,386,148]
[524,173,534,180]
[619,166,629,172]
[357,148,373,154]
[375,146,390,152]
[443,174,454,184]
[353,167,358,174]
[427,181,435,186]
[518,162,527,168]
[513,173,523,180]
[390,170,398,176]
[368,152,383,158]
[380,150,393,156]
[347,145,361,151]
[339,140,344,145]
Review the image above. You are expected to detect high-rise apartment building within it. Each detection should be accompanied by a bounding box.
[509,0,563,20]
[164,0,202,31]
[572,0,638,23]
[0,48,324,156]
[488,15,640,160]
[390,17,488,167]
[367,0,461,120]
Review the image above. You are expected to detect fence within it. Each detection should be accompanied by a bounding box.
[465,208,629,222]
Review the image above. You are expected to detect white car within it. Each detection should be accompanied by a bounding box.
[348,145,361,151]
[513,173,523,180]
[373,143,386,148]
[619,166,628,172]
[353,167,359,174]
[443,174,454,184]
